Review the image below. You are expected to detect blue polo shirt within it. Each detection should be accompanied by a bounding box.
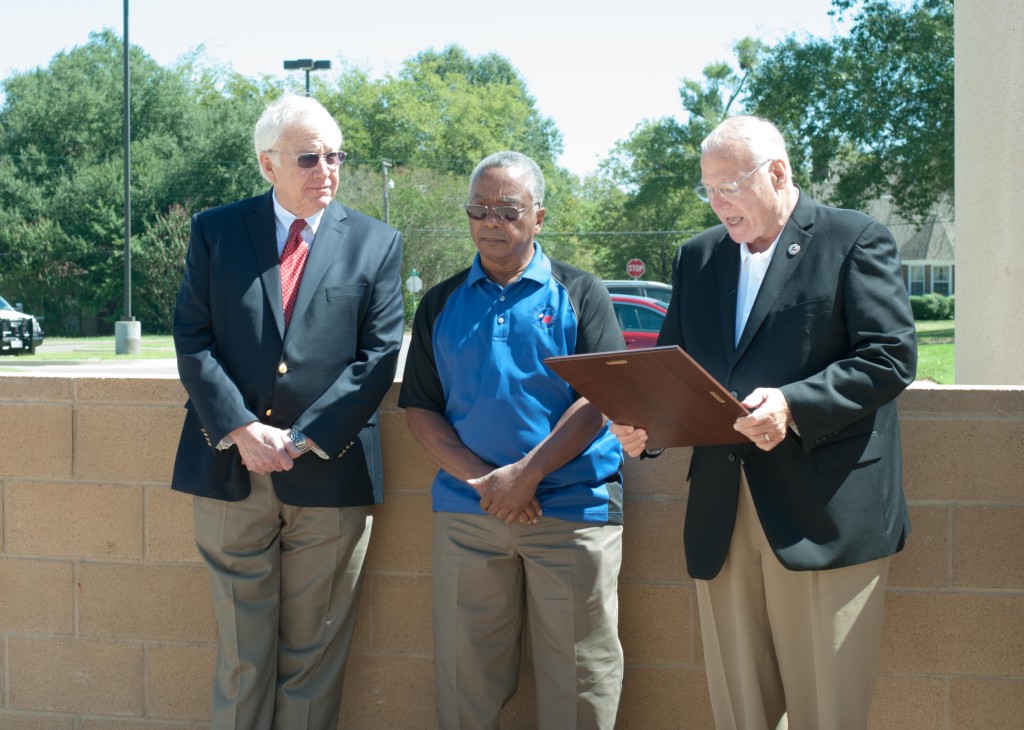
[398,244,626,524]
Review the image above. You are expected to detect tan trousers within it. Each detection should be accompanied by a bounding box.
[432,512,624,730]
[696,471,890,730]
[194,472,372,730]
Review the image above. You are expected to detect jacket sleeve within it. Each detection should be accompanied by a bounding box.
[173,212,258,443]
[779,219,917,448]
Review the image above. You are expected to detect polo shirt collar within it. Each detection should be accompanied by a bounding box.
[467,242,549,287]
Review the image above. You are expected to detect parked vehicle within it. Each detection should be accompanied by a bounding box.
[610,294,666,350]
[0,295,43,355]
[603,279,672,305]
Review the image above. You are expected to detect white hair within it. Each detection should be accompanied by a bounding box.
[253,96,342,182]
[701,115,790,168]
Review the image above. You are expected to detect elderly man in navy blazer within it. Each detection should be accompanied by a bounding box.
[172,95,403,730]
[613,115,917,730]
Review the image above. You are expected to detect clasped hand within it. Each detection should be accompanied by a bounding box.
[229,422,309,473]
[468,463,543,525]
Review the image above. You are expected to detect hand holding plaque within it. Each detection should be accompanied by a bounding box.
[544,346,748,448]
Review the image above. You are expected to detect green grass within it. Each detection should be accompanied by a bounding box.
[9,335,176,362]
[915,319,954,384]
[915,319,954,341]
[5,324,957,383]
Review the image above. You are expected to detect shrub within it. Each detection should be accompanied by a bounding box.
[909,293,954,320]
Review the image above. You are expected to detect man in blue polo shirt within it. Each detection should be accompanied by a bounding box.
[399,151,626,729]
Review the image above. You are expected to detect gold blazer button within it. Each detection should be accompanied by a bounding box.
[278,362,288,375]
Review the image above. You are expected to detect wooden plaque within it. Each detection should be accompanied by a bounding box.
[544,346,748,448]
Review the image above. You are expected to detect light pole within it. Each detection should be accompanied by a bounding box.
[283,59,331,96]
[381,159,393,226]
[115,0,141,355]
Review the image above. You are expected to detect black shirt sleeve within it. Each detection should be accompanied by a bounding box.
[551,261,626,355]
[397,269,469,413]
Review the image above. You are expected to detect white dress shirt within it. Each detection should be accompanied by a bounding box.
[735,237,781,347]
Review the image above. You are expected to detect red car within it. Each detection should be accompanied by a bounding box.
[610,294,667,350]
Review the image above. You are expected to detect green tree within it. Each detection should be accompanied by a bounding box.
[746,0,954,221]
[1,38,587,334]
[320,45,577,297]
[0,31,276,333]
[321,45,562,176]
[131,204,191,332]
[581,39,765,281]
[0,30,185,327]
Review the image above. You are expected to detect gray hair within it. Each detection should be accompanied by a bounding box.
[701,115,790,168]
[469,151,545,206]
[253,96,342,181]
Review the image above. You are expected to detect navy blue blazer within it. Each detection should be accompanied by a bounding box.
[659,191,917,579]
[171,190,404,507]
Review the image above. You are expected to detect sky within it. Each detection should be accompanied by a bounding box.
[0,0,849,178]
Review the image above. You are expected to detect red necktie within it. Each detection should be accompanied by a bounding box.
[281,218,309,327]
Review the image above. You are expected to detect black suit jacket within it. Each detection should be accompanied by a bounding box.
[171,190,404,507]
[659,192,917,579]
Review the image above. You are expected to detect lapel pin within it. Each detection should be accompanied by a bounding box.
[787,243,801,257]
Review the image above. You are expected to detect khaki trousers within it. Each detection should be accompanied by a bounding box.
[432,512,624,730]
[194,472,372,730]
[696,471,890,730]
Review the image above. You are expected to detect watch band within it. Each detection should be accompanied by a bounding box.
[288,427,310,454]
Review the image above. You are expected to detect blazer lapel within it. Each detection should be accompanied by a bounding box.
[285,201,350,338]
[733,193,815,360]
[245,191,287,337]
[715,236,741,358]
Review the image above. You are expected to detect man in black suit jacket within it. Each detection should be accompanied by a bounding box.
[172,95,403,729]
[612,116,916,729]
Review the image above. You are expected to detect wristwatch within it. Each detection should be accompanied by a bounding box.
[288,427,310,455]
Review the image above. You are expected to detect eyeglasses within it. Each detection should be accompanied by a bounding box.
[463,202,538,222]
[270,150,347,168]
[694,159,772,202]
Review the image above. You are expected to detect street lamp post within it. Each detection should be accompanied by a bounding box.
[116,0,141,355]
[283,59,331,96]
[381,159,393,226]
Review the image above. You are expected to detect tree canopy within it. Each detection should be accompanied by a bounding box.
[580,0,953,284]
[0,37,568,333]
[0,1,954,334]
[746,0,953,221]
[0,30,274,332]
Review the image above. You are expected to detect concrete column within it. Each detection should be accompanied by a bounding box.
[114,319,141,355]
[954,2,1024,384]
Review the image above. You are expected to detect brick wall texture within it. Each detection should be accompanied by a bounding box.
[0,375,1021,729]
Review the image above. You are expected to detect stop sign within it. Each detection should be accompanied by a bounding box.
[626,258,646,279]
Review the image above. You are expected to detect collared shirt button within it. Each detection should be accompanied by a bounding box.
[278,362,288,375]
[498,316,505,324]
[499,295,506,302]
[730,391,739,399]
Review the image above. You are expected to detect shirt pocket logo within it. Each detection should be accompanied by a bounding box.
[533,305,556,331]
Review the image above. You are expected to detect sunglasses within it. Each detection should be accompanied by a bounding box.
[463,202,538,222]
[271,150,347,168]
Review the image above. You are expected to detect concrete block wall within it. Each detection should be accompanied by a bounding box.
[0,376,1021,729]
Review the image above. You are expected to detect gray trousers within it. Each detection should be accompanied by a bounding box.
[194,472,372,730]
